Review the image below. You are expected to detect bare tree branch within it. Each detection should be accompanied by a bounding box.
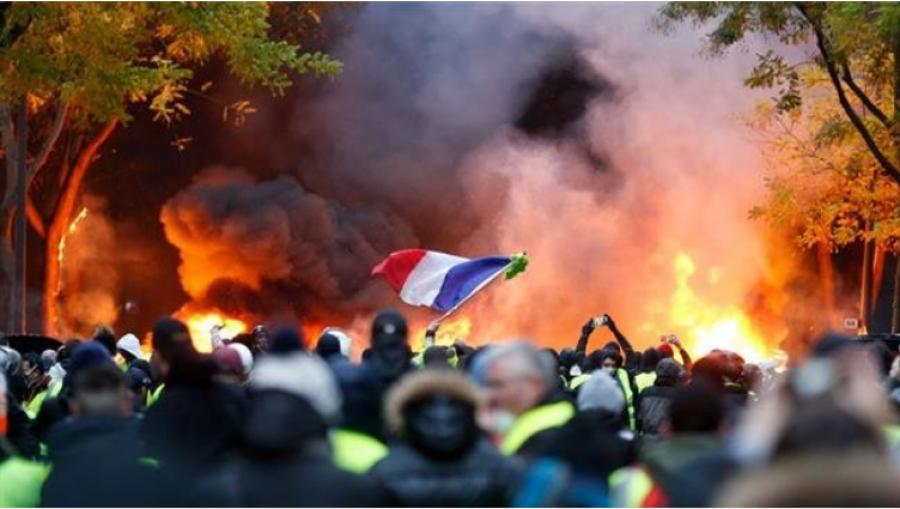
[840,62,890,127]
[50,118,118,219]
[0,104,18,210]
[26,194,45,238]
[28,102,69,179]
[795,2,900,187]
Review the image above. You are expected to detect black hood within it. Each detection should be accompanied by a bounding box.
[404,394,478,461]
[244,390,328,459]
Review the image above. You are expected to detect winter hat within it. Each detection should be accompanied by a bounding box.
[642,348,662,371]
[658,343,674,358]
[315,334,342,359]
[152,317,192,358]
[371,309,408,347]
[423,346,452,367]
[577,371,625,414]
[250,352,341,424]
[269,326,305,354]
[213,346,244,376]
[92,326,117,356]
[116,334,143,360]
[322,327,352,357]
[67,342,115,384]
[227,343,253,375]
[41,349,58,366]
[656,358,682,386]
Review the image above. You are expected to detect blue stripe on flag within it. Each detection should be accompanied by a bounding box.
[432,256,511,312]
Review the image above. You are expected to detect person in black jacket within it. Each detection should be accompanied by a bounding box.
[536,371,636,486]
[637,358,683,437]
[195,351,390,507]
[41,344,169,507]
[371,370,518,507]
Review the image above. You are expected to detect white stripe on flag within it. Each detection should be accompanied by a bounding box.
[399,251,469,307]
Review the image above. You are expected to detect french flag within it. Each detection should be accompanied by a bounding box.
[372,250,512,313]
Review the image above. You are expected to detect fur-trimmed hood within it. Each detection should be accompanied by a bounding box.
[384,370,483,434]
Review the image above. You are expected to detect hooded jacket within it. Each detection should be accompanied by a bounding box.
[141,353,247,477]
[196,390,390,508]
[41,416,170,507]
[371,370,518,507]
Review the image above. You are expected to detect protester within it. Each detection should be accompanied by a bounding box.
[198,351,390,507]
[40,343,168,506]
[571,316,639,428]
[115,333,143,367]
[480,342,574,457]
[22,353,49,419]
[330,361,390,474]
[609,380,726,507]
[141,318,247,484]
[371,370,518,506]
[535,371,636,484]
[10,305,900,509]
[367,309,414,389]
[636,358,683,437]
[0,373,47,507]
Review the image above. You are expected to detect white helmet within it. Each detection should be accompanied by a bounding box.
[227,342,254,375]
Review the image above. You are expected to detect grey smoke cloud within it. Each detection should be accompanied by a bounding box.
[162,3,802,353]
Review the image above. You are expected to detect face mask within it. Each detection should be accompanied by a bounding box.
[601,366,616,376]
[487,410,517,435]
[405,396,477,460]
[569,365,583,377]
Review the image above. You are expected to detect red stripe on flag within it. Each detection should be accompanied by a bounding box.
[371,249,428,293]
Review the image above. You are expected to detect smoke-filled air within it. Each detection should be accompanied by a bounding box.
[146,3,798,358]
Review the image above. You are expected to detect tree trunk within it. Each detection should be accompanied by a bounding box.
[0,209,14,332]
[872,243,887,315]
[860,234,874,332]
[42,119,117,336]
[892,255,900,333]
[816,241,838,328]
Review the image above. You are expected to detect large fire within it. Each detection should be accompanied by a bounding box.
[641,252,780,363]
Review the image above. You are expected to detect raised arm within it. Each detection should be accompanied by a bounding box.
[667,335,692,371]
[605,315,635,357]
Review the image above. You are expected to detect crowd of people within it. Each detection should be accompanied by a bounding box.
[2,310,900,507]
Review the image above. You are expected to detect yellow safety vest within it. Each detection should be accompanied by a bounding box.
[568,370,635,429]
[884,424,900,447]
[147,384,165,407]
[568,373,591,391]
[0,457,49,508]
[331,428,389,474]
[615,369,636,429]
[501,400,575,456]
[634,372,657,394]
[609,466,654,508]
[25,389,48,419]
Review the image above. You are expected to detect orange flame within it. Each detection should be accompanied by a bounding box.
[177,310,248,353]
[56,207,89,295]
[411,316,473,351]
[646,252,780,363]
